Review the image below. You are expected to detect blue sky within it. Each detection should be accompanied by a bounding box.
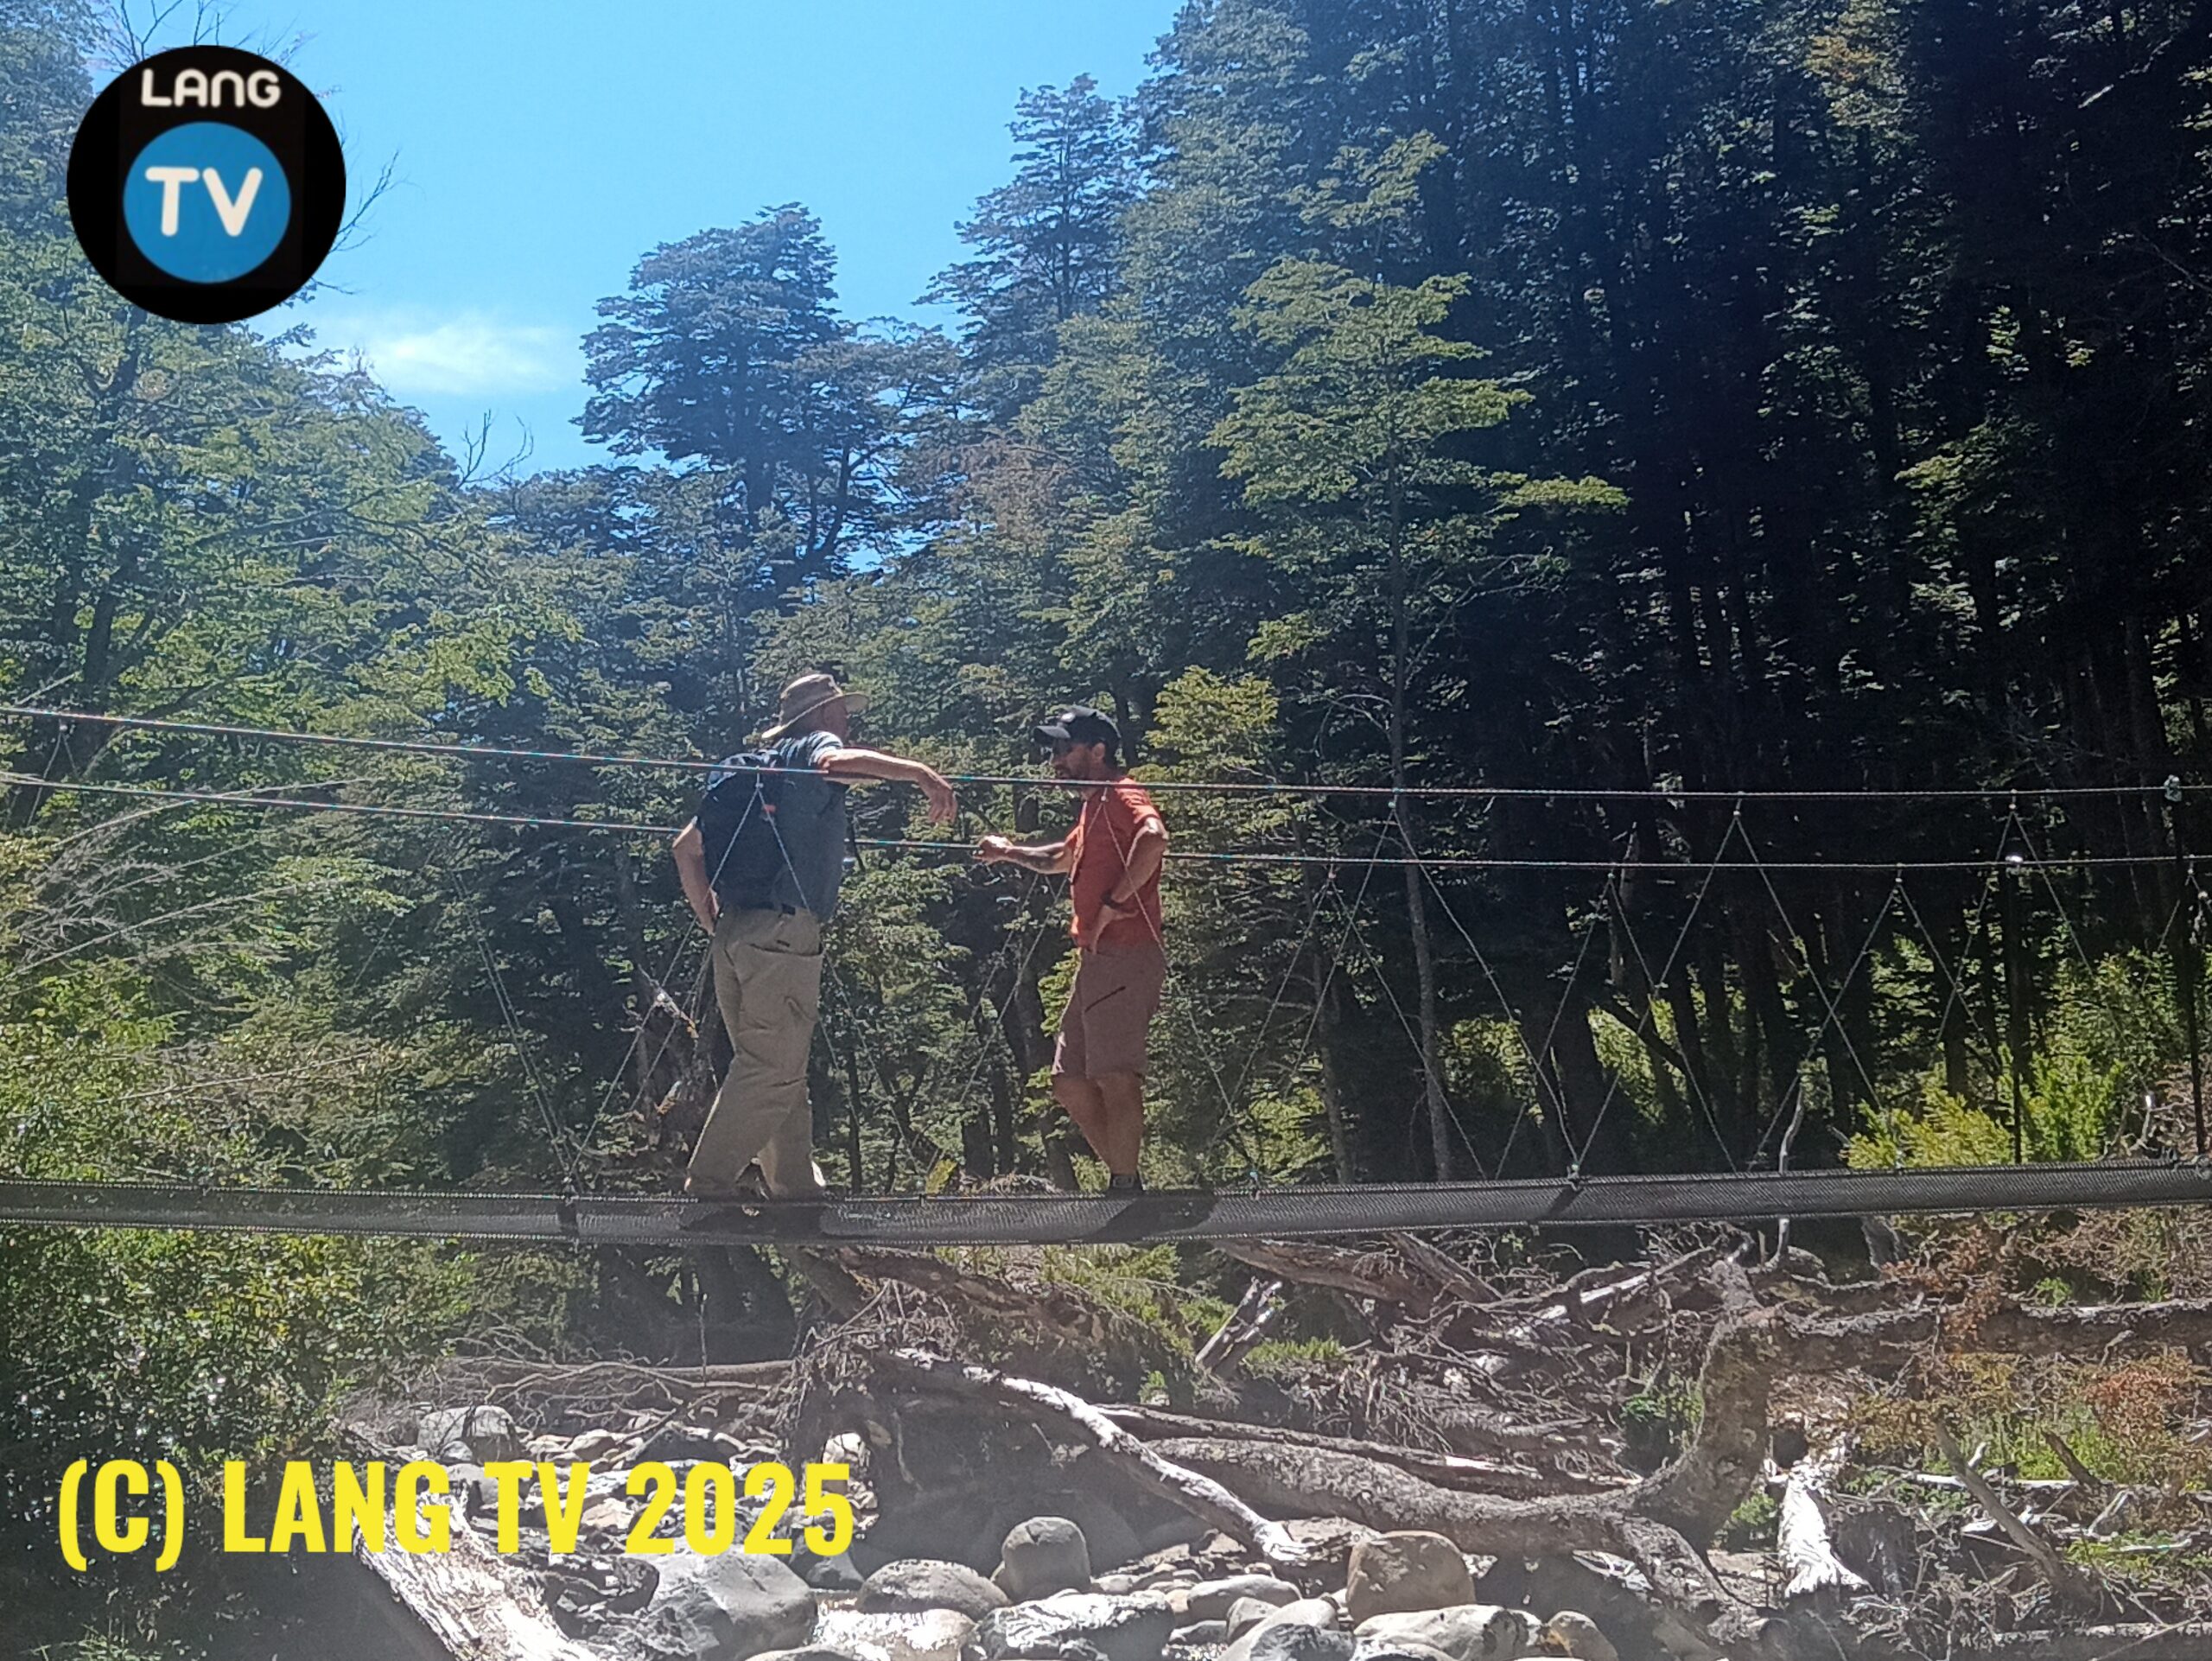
[164,2,1179,472]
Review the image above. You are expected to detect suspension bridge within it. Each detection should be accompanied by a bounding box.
[5,703,2212,1248]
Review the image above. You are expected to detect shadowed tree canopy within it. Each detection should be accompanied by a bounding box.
[925,75,1140,418]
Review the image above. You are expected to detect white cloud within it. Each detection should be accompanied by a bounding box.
[310,309,578,397]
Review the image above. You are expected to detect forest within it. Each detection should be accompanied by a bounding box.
[8,0,2212,1652]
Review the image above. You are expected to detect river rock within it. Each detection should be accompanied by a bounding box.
[861,1560,1010,1620]
[1169,1621,1226,1646]
[817,1607,977,1661]
[1225,1599,1280,1640]
[1248,1626,1355,1661]
[1351,1606,1529,1661]
[968,1591,1177,1661]
[639,1550,818,1661]
[800,1550,866,1593]
[569,1427,628,1461]
[1538,1613,1615,1661]
[1187,1575,1300,1620]
[995,1518,1093,1600]
[1349,1641,1459,1661]
[1344,1535,1475,1626]
[1219,1598,1340,1661]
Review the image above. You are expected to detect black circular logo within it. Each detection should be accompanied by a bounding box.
[66,47,345,324]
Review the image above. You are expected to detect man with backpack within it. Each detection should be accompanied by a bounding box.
[671,672,955,1200]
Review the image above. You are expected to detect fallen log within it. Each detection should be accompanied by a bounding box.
[1196,1276,1282,1376]
[876,1348,1313,1577]
[1097,1405,1626,1497]
[1889,1623,2212,1660]
[1934,1419,2097,1605]
[1143,1435,1760,1657]
[340,1428,597,1661]
[1387,1231,1502,1303]
[1776,1431,1869,1603]
[1216,1239,1444,1314]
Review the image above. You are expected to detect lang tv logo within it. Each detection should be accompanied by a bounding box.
[67,46,345,323]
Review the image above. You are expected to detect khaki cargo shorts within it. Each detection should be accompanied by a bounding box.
[1052,942,1166,1080]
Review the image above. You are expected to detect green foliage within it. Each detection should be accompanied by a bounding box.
[1847,1051,2127,1169]
[1720,1489,1780,1550]
[1621,1375,1703,1473]
[1238,1336,1347,1378]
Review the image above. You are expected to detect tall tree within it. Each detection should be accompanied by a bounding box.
[925,76,1138,418]
[1214,252,1624,1174]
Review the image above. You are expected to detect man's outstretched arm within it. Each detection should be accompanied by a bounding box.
[817,746,957,823]
[976,832,1075,875]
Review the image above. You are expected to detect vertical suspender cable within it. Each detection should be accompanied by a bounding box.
[2165,776,2208,1157]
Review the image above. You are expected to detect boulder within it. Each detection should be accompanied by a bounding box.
[995,1518,1093,1601]
[861,1560,1010,1620]
[1248,1627,1355,1661]
[1224,1599,1281,1640]
[751,1650,868,1661]
[1186,1575,1300,1621]
[417,1405,520,1465]
[448,1463,495,1518]
[1344,1535,1475,1627]
[1537,1613,1615,1661]
[639,1550,818,1661]
[1350,1642,1459,1661]
[1219,1599,1339,1661]
[1169,1622,1226,1647]
[800,1550,867,1593]
[569,1427,628,1461]
[816,1607,976,1661]
[1351,1606,1529,1661]
[968,1591,1178,1661]
[580,1497,631,1534]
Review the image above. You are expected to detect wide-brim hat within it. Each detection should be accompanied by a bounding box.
[760,671,869,741]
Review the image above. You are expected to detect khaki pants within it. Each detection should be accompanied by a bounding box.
[687,905,827,1198]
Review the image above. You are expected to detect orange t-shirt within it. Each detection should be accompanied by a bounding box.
[1068,779,1165,949]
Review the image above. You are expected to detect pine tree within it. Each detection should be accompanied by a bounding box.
[924,76,1137,419]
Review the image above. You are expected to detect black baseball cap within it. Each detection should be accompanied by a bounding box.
[1034,706,1119,750]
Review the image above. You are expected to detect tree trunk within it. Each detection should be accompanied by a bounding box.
[1386,479,1455,1180]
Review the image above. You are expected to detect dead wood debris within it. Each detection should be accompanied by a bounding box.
[382,1220,2212,1661]
[783,1229,2212,1660]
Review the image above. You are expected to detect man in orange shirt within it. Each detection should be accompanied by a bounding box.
[976,707,1169,1193]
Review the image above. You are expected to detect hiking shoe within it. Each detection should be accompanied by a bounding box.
[1105,1174,1146,1195]
[680,1170,769,1228]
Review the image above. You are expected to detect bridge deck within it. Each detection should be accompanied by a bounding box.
[0,1161,2207,1248]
